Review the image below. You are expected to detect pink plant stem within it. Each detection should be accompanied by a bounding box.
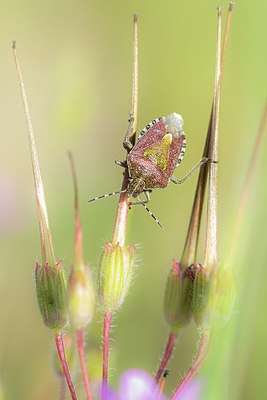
[155,331,178,383]
[170,334,209,400]
[60,376,66,400]
[55,332,78,400]
[77,327,93,400]
[102,311,112,400]
[111,170,130,246]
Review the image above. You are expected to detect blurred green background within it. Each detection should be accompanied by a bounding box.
[1,0,266,399]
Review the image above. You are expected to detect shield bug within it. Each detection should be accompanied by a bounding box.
[89,112,208,227]
[122,112,186,203]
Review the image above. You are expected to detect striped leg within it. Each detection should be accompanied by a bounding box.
[88,190,126,203]
[137,197,163,229]
[130,190,151,206]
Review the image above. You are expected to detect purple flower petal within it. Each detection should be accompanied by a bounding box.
[180,379,204,400]
[106,386,120,400]
[119,369,167,400]
[96,383,120,400]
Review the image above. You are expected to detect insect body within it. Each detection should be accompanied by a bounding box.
[125,113,186,201]
[89,113,188,227]
[89,113,186,205]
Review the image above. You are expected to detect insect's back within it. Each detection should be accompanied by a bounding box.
[127,113,186,190]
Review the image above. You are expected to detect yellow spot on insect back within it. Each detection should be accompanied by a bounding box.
[143,134,172,170]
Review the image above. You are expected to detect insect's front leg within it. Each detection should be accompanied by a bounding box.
[123,113,136,152]
[129,190,151,206]
[115,160,128,168]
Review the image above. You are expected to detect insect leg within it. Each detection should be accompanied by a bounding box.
[138,198,163,229]
[123,114,136,152]
[88,190,126,203]
[115,160,128,168]
[129,190,151,206]
[171,157,214,184]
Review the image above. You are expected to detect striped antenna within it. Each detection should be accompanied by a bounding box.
[88,189,126,203]
[138,198,163,229]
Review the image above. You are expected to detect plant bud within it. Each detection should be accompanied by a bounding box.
[67,264,94,329]
[98,242,135,311]
[35,260,68,330]
[163,260,194,329]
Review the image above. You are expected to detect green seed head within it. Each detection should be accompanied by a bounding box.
[211,262,237,329]
[191,264,211,329]
[191,263,237,330]
[35,260,68,330]
[67,264,95,329]
[98,242,135,312]
[163,260,194,330]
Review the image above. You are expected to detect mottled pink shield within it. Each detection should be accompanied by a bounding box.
[126,113,186,198]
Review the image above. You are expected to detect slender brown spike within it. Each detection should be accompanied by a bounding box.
[123,13,138,151]
[220,2,234,87]
[131,13,138,140]
[180,121,211,267]
[181,3,234,267]
[68,151,79,211]
[68,150,88,269]
[88,190,126,203]
[204,7,222,270]
[184,0,233,257]
[12,41,55,266]
[111,14,138,246]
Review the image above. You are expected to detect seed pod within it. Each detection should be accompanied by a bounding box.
[35,260,68,330]
[191,264,211,329]
[67,264,94,329]
[163,260,194,329]
[211,262,237,329]
[98,242,135,311]
[191,263,237,330]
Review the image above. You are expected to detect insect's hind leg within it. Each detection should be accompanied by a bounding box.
[171,157,217,184]
[129,190,151,206]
